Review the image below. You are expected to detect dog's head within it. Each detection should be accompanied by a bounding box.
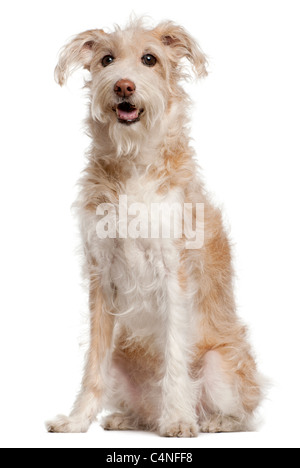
[55,19,207,153]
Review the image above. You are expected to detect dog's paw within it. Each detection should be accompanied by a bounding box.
[102,412,134,431]
[46,414,89,433]
[159,421,199,438]
[199,415,243,433]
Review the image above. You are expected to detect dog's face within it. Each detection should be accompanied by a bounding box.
[55,20,207,153]
[87,26,172,130]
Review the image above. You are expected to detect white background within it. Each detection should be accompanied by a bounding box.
[0,0,299,449]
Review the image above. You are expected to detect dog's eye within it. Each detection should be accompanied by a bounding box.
[101,55,115,67]
[142,54,157,67]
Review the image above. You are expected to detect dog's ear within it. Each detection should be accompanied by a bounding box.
[55,29,106,86]
[154,21,208,79]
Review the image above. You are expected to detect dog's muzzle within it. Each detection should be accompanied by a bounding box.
[112,79,144,125]
[113,102,144,125]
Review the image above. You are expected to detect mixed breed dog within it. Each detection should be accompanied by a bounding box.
[47,18,263,437]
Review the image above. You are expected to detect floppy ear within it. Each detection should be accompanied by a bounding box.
[154,21,208,79]
[55,29,106,86]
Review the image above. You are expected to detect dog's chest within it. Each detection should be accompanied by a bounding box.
[87,173,183,329]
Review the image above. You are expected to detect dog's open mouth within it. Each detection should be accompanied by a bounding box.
[113,102,143,125]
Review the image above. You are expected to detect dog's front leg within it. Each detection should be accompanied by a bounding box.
[46,276,114,433]
[158,266,198,438]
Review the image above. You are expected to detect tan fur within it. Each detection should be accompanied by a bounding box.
[47,18,262,437]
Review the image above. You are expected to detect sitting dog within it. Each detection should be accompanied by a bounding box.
[47,18,262,437]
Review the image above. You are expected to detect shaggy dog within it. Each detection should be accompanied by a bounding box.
[47,19,262,437]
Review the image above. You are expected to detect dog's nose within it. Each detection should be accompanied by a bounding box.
[114,79,136,98]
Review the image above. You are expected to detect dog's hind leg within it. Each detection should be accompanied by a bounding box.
[46,274,115,433]
[101,412,136,431]
[198,349,262,433]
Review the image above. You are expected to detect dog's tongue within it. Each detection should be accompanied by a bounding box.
[117,107,139,121]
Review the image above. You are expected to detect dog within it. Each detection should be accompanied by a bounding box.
[47,18,262,437]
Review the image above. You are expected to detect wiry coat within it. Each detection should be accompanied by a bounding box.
[47,19,262,437]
